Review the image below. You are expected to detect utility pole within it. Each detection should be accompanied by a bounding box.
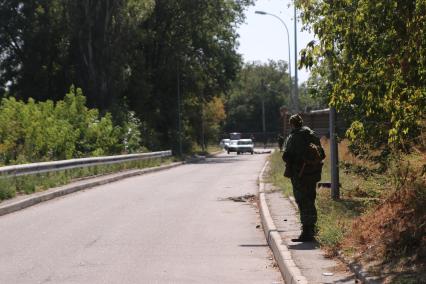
[201,95,205,152]
[261,79,266,147]
[293,3,299,112]
[254,10,294,112]
[177,61,183,156]
[330,107,340,199]
[327,37,340,199]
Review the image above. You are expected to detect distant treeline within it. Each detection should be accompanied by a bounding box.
[0,0,253,153]
[297,0,426,156]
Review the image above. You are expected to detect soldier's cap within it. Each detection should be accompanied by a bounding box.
[289,114,303,128]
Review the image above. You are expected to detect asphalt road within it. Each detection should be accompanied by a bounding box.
[0,151,283,284]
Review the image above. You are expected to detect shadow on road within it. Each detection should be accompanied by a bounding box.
[239,244,269,247]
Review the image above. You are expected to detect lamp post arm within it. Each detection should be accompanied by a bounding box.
[258,11,294,111]
[255,10,296,111]
[264,13,292,81]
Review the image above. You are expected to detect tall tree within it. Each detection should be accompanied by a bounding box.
[225,60,292,134]
[296,0,426,152]
[66,0,154,110]
[0,0,252,152]
[0,0,70,101]
[125,0,251,151]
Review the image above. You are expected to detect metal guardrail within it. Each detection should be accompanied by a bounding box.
[0,150,172,177]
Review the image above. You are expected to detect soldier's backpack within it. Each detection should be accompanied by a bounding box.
[303,142,325,165]
[298,133,325,177]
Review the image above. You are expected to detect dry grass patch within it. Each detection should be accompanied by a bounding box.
[267,138,426,282]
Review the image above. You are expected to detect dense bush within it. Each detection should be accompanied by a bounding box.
[0,86,142,165]
[297,0,426,153]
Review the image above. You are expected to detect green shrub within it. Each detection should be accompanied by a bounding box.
[0,178,15,200]
[0,86,143,165]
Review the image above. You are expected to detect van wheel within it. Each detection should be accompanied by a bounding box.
[251,151,254,155]
[227,150,230,154]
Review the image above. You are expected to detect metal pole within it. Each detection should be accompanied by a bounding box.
[262,97,266,147]
[255,11,294,111]
[177,61,183,156]
[201,100,205,152]
[329,107,339,199]
[260,79,267,147]
[293,3,299,112]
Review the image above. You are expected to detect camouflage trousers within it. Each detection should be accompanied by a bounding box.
[291,174,318,235]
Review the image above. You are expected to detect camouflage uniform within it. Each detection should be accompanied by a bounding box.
[282,126,323,237]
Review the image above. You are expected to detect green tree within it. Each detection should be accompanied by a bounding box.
[199,96,226,147]
[0,0,71,101]
[0,86,134,165]
[125,0,252,152]
[296,0,426,153]
[65,0,155,110]
[225,60,292,134]
[0,0,252,153]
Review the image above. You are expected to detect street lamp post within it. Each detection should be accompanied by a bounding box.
[260,80,267,147]
[255,11,299,111]
[293,5,299,111]
[255,11,299,110]
[176,60,183,156]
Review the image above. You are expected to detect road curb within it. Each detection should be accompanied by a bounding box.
[288,185,378,283]
[0,162,183,217]
[258,161,308,284]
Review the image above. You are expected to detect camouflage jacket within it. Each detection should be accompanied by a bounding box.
[282,126,324,177]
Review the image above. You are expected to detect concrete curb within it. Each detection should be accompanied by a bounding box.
[0,162,183,217]
[258,161,308,284]
[289,187,378,283]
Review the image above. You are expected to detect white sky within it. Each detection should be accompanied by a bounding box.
[236,0,315,83]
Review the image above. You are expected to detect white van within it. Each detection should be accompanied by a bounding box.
[236,139,254,155]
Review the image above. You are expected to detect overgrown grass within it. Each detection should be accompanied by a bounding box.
[267,142,358,252]
[265,150,292,196]
[0,157,174,202]
[268,138,426,280]
[267,139,393,255]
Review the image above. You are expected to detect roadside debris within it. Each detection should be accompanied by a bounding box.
[222,194,256,203]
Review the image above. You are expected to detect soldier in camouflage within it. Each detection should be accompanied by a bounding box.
[282,114,325,242]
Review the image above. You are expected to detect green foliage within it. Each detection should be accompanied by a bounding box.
[225,61,292,133]
[201,96,226,147]
[0,86,140,165]
[126,0,253,151]
[296,0,426,152]
[0,178,15,200]
[0,0,252,153]
[300,67,332,110]
[122,111,143,153]
[225,60,327,135]
[266,150,293,196]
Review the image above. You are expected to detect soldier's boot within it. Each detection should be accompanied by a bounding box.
[291,226,316,242]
